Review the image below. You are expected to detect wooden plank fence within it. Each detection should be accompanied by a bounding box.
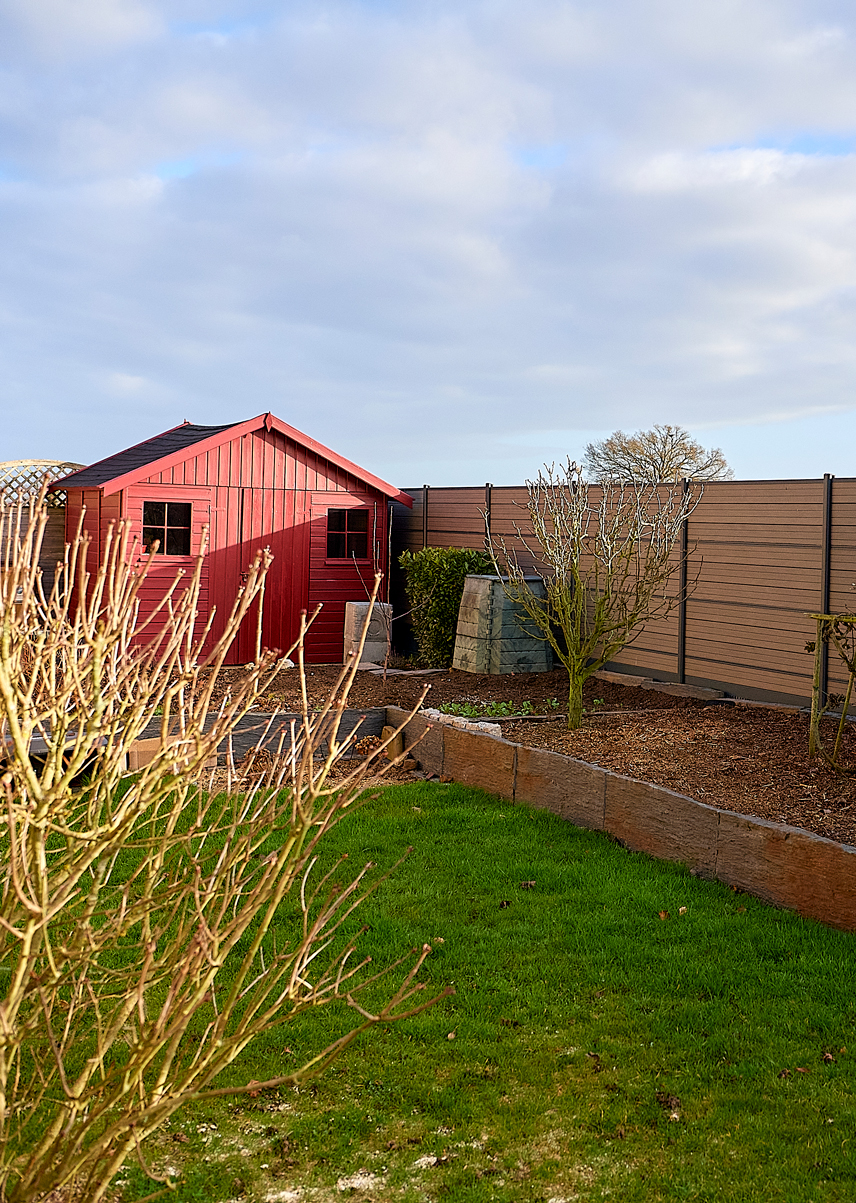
[391,477,856,706]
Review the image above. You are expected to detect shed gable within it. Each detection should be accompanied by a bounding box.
[57,414,407,664]
[137,427,374,495]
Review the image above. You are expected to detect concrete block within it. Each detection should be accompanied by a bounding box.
[381,724,404,760]
[441,725,516,799]
[385,707,444,775]
[716,812,856,931]
[344,601,391,665]
[128,737,216,773]
[513,745,605,830]
[604,773,718,876]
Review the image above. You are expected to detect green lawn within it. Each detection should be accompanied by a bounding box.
[120,781,856,1202]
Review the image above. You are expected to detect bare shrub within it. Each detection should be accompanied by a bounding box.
[0,494,448,1202]
[489,460,701,729]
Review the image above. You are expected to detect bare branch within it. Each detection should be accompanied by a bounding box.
[0,493,449,1202]
[488,460,701,728]
[583,424,733,483]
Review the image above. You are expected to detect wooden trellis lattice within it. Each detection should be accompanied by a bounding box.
[0,460,83,508]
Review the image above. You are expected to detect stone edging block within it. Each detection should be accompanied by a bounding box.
[604,772,719,878]
[442,726,516,800]
[388,708,856,932]
[514,744,605,830]
[128,737,217,773]
[593,670,723,700]
[386,707,444,777]
[715,812,856,923]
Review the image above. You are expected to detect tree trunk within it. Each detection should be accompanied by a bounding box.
[566,671,584,730]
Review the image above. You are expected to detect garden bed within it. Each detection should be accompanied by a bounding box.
[211,663,856,846]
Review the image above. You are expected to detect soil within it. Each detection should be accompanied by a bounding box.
[210,662,856,847]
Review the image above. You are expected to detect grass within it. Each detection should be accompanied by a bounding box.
[118,781,856,1202]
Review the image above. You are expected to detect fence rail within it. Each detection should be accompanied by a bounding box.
[391,477,856,706]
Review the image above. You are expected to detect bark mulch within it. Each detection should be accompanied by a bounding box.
[209,663,856,846]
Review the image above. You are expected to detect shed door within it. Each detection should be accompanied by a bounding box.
[218,487,311,666]
[307,492,382,663]
[126,485,213,651]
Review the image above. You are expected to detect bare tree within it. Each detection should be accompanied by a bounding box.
[489,460,701,729]
[583,424,733,482]
[0,493,448,1203]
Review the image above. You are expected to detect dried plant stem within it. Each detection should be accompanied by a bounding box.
[808,613,856,774]
[0,493,448,1203]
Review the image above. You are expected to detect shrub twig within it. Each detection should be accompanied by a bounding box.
[0,491,449,1203]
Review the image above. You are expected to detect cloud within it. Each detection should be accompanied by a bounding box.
[629,148,810,191]
[2,0,856,483]
[104,371,148,394]
[0,0,162,56]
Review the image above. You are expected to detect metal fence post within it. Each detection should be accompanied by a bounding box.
[484,482,492,553]
[422,484,430,550]
[677,478,689,684]
[820,473,833,705]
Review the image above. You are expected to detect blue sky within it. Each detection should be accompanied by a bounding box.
[2,0,856,486]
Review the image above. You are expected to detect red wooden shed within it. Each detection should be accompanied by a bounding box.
[51,413,412,664]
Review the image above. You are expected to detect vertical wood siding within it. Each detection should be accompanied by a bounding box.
[125,485,211,648]
[64,488,102,590]
[307,493,386,663]
[65,429,394,665]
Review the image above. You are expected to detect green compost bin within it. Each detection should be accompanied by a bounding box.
[452,574,552,675]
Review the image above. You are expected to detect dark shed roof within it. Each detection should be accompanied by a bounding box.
[49,412,413,506]
[54,423,238,489]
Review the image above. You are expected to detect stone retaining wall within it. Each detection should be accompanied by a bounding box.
[137,708,387,763]
[387,707,856,933]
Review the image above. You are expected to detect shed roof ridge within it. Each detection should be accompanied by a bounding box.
[48,413,413,507]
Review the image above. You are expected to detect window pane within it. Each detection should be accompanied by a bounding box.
[166,528,191,555]
[143,501,165,526]
[167,502,192,529]
[347,510,369,533]
[327,532,347,558]
[142,527,162,554]
[327,509,347,532]
[347,532,368,558]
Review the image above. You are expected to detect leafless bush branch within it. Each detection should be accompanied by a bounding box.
[488,459,701,728]
[0,491,448,1203]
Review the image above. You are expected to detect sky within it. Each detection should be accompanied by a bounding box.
[2,0,856,487]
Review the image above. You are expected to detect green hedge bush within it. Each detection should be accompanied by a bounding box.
[399,547,493,667]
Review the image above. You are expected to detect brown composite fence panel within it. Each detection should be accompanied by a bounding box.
[391,476,856,706]
[682,479,823,702]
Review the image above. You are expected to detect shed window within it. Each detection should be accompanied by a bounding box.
[142,501,192,556]
[327,508,369,559]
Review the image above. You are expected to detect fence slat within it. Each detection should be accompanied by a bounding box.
[391,479,840,705]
